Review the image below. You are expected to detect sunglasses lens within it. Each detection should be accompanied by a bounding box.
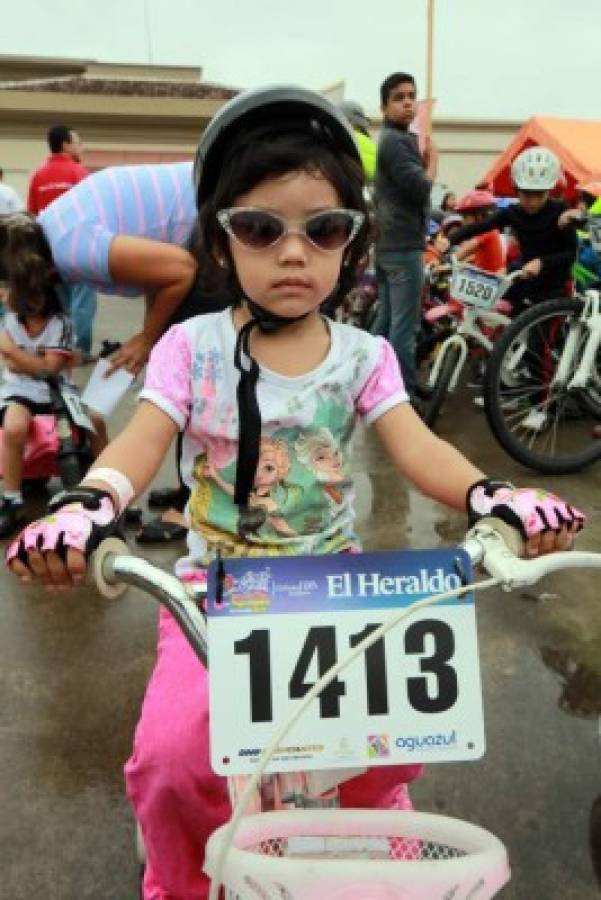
[306,212,356,251]
[228,211,283,250]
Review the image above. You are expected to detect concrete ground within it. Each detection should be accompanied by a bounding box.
[1,296,600,899]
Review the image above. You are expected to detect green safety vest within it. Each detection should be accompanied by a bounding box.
[354,130,377,182]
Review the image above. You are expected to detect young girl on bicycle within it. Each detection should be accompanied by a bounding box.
[6,88,584,900]
[0,214,107,537]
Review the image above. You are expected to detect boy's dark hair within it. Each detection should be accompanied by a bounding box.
[0,213,63,322]
[380,72,416,106]
[0,167,3,179]
[47,125,72,154]
[194,123,371,310]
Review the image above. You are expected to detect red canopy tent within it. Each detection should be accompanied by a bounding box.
[478,116,601,201]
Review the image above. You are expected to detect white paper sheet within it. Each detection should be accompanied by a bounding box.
[80,358,135,417]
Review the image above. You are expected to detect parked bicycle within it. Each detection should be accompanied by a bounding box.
[483,283,601,474]
[91,518,600,900]
[416,259,520,428]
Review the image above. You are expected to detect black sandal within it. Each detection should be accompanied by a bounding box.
[147,486,188,510]
[135,516,187,544]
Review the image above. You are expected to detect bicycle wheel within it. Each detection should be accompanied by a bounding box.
[415,328,442,401]
[422,343,462,429]
[484,297,601,474]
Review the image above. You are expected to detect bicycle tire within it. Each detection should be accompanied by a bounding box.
[415,325,454,403]
[423,343,462,429]
[58,453,85,488]
[484,296,601,474]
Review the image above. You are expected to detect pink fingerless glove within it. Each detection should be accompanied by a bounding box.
[6,488,118,568]
[467,479,585,540]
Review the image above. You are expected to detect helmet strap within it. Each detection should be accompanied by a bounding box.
[233,298,308,508]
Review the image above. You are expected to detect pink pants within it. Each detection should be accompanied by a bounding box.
[125,609,424,900]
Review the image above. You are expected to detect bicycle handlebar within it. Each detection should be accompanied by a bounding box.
[464,520,599,588]
[91,519,600,665]
[93,537,209,665]
[431,255,525,286]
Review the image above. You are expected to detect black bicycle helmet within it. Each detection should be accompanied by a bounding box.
[193,85,361,207]
[339,100,371,134]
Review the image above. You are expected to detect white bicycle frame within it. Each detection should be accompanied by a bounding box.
[426,264,518,392]
[499,287,601,395]
[555,288,601,392]
[93,523,601,899]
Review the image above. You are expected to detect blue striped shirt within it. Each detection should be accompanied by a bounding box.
[38,162,197,295]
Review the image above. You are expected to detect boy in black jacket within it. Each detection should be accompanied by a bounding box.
[438,147,578,313]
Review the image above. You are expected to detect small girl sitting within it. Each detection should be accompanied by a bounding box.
[0,214,107,536]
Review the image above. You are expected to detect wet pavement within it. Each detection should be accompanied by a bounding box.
[1,296,600,899]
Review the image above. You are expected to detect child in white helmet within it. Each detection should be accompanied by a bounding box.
[7,92,584,899]
[438,147,578,313]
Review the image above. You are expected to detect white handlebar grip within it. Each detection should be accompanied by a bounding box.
[91,536,130,599]
[478,516,525,557]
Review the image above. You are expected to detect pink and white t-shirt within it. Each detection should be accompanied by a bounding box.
[140,309,408,559]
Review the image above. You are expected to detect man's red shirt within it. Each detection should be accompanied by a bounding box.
[27,153,89,214]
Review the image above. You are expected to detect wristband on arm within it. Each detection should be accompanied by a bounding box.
[82,467,135,515]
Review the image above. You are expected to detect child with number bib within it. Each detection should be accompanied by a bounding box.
[7,88,585,899]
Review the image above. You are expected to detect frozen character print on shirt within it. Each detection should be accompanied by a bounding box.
[201,437,302,541]
[294,427,352,506]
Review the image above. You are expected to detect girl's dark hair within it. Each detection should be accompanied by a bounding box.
[193,122,371,310]
[0,213,63,323]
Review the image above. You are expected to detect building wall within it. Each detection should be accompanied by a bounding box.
[0,56,220,201]
[433,119,521,197]
[0,122,199,199]
[0,55,522,204]
[2,120,522,204]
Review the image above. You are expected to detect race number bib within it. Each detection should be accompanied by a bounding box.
[450,266,501,309]
[589,216,601,256]
[208,550,485,775]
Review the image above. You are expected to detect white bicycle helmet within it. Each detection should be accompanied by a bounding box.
[511,146,561,191]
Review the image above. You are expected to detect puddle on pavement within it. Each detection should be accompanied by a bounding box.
[540,644,601,718]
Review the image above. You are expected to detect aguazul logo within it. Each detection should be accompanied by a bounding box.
[367,734,390,759]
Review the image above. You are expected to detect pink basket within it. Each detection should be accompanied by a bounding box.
[205,808,510,900]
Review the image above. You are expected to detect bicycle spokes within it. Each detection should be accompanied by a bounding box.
[486,297,601,473]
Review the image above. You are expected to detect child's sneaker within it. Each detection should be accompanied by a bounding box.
[0,495,24,538]
[521,409,549,433]
[474,393,528,411]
